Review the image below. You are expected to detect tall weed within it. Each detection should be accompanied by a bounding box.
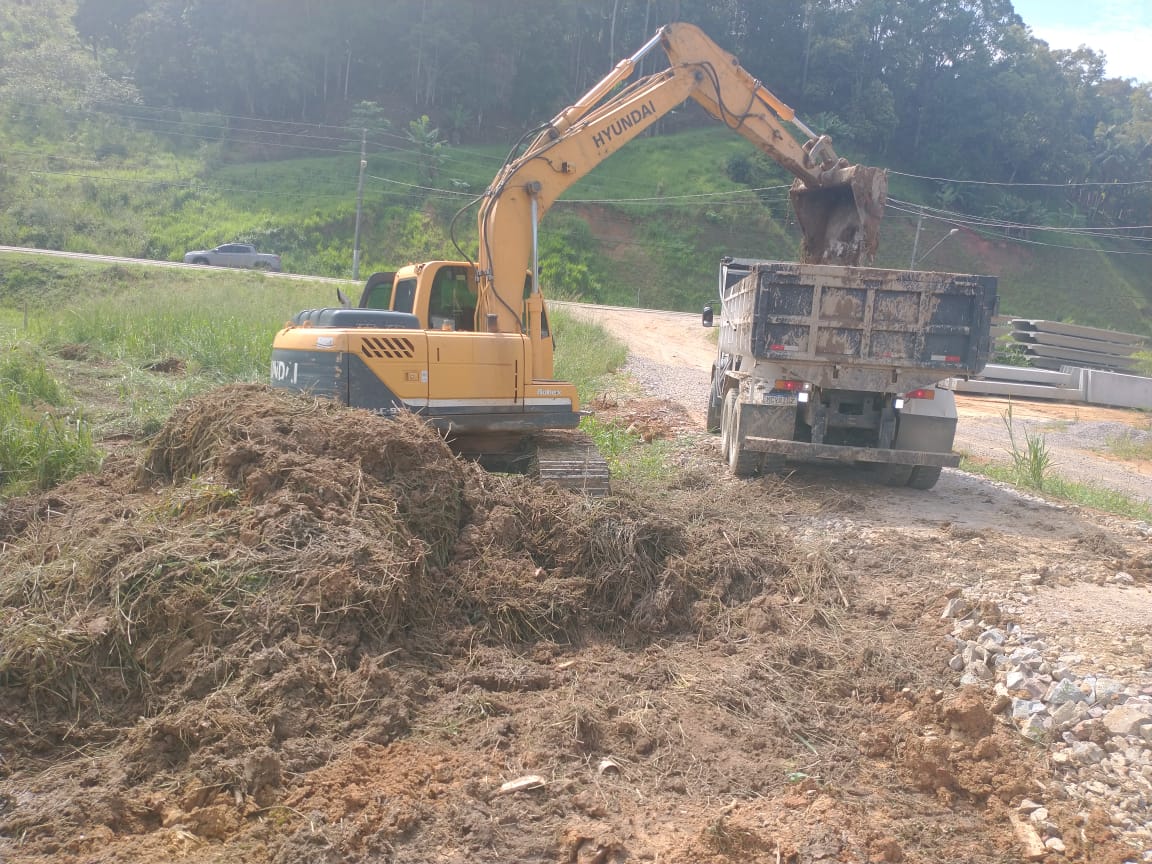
[1002,401,1052,489]
[0,347,65,405]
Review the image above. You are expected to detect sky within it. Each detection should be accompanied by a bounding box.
[1011,0,1152,82]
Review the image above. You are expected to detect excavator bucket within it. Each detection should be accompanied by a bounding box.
[790,165,888,267]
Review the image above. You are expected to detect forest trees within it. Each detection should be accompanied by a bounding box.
[43,0,1152,224]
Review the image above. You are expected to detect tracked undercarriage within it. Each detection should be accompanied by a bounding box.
[447,429,611,496]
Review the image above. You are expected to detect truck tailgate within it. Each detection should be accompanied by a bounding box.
[722,261,997,385]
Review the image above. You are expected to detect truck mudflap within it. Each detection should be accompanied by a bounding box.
[742,436,960,468]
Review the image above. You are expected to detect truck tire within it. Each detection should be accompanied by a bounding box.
[706,389,722,433]
[877,464,914,486]
[722,389,759,477]
[720,388,736,462]
[729,442,759,477]
[907,466,942,490]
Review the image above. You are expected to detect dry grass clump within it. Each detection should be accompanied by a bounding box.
[447,475,846,644]
[0,386,466,721]
[0,385,850,733]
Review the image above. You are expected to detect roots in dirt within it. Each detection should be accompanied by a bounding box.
[0,384,869,862]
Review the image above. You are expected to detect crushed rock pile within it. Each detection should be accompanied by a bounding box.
[0,384,821,862]
[943,590,1152,861]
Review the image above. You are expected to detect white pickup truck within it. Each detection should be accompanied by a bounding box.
[183,243,282,271]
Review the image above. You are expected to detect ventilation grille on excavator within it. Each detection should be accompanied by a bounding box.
[360,337,416,359]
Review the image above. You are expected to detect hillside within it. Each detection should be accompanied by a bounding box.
[3,0,1150,332]
[2,117,1150,334]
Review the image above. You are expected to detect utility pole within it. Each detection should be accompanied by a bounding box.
[352,128,367,280]
[909,206,924,269]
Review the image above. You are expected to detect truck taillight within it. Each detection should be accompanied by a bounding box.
[773,379,807,392]
[894,388,934,411]
[772,379,811,403]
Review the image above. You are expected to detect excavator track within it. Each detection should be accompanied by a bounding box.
[530,430,611,497]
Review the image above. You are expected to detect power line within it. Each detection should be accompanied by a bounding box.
[890,169,1152,188]
[887,198,1152,243]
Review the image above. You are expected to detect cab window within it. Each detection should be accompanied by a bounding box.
[392,278,417,313]
[428,266,475,331]
[362,280,392,310]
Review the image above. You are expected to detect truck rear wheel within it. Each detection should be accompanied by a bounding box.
[877,464,914,486]
[729,441,760,477]
[907,466,942,490]
[722,389,760,477]
[706,389,722,433]
[720,389,736,462]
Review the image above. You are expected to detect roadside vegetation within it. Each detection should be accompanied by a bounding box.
[961,456,1152,521]
[957,403,1152,521]
[0,344,100,494]
[1105,427,1152,462]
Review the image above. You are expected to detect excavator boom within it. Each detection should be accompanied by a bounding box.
[475,22,887,337]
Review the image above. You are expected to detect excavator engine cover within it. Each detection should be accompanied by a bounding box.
[790,166,888,266]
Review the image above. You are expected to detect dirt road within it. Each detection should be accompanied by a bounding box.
[558,300,1152,510]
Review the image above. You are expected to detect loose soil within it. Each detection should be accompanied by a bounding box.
[2,304,1150,863]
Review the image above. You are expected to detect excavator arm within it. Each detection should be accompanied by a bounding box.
[474,22,888,336]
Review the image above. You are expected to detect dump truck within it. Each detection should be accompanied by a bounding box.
[705,257,998,488]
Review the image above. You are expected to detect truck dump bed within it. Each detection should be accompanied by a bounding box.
[719,258,998,392]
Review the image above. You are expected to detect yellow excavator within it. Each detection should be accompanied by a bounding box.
[270,22,887,493]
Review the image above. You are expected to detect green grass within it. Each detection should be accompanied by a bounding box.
[3,257,343,376]
[577,414,682,483]
[1,255,352,455]
[0,345,66,406]
[0,340,100,494]
[1105,428,1152,462]
[0,389,101,495]
[551,309,629,402]
[961,457,1152,521]
[1002,402,1053,490]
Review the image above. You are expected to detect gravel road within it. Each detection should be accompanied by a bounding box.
[560,301,1152,507]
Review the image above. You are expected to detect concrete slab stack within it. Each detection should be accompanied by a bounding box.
[1004,319,1146,373]
[939,321,1152,409]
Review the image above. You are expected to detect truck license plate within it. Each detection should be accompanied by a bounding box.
[763,395,795,406]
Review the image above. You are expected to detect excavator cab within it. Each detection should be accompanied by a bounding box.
[427,266,477,331]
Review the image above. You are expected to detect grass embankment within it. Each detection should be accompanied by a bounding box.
[5,112,1150,329]
[961,457,1152,521]
[0,253,651,496]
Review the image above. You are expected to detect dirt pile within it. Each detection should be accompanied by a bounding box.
[1,385,877,863]
[0,385,1137,863]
